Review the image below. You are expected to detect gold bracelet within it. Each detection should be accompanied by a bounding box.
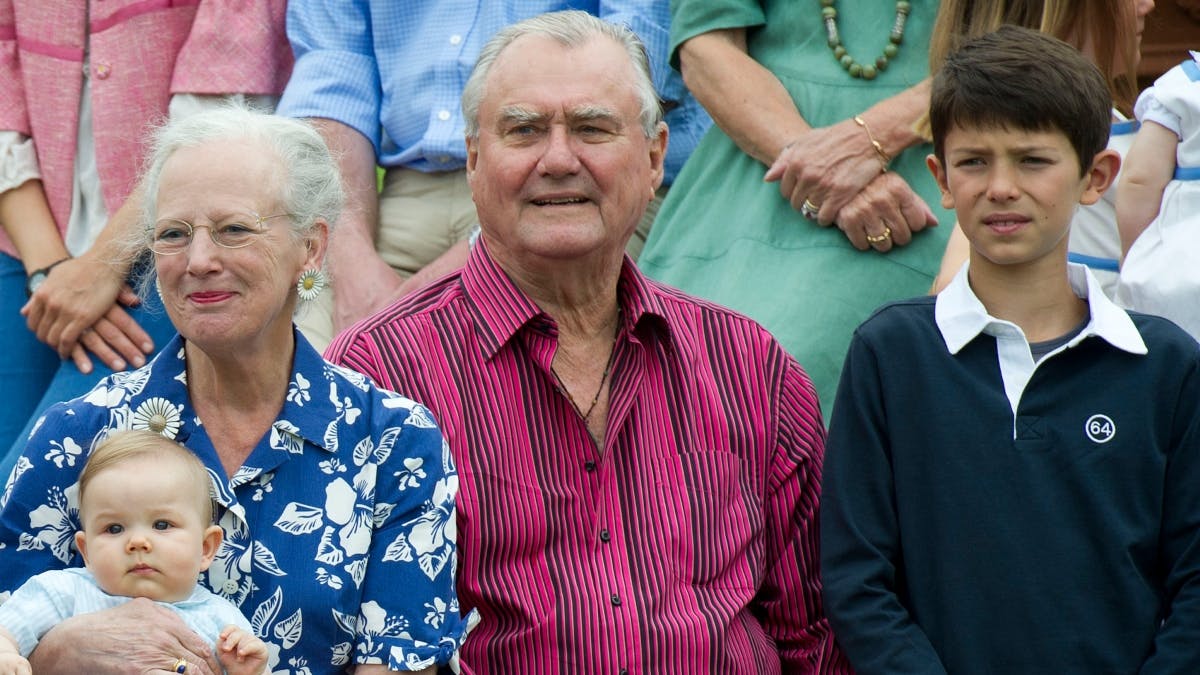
[853,115,891,173]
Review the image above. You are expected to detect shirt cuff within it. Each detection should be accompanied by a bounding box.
[0,131,41,194]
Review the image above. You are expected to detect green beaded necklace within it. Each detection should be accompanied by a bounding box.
[821,0,911,80]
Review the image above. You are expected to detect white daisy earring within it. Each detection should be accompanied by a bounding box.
[297,268,327,302]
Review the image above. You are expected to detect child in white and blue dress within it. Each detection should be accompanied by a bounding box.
[1116,50,1200,339]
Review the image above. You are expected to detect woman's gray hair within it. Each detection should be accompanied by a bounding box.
[139,103,343,246]
[461,10,663,139]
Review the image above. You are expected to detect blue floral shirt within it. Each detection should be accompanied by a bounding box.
[0,330,471,673]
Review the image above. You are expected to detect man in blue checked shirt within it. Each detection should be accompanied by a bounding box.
[278,2,710,351]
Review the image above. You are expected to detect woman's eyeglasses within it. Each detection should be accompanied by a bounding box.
[150,212,292,255]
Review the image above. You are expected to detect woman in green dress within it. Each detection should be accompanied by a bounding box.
[638,0,950,417]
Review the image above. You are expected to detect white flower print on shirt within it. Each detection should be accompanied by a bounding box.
[380,473,456,581]
[270,422,304,455]
[43,437,83,470]
[20,483,77,563]
[394,457,426,491]
[287,372,312,406]
[408,475,458,580]
[322,381,363,452]
[1,456,32,508]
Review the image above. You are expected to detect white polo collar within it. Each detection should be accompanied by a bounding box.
[935,262,1147,357]
[935,262,1146,426]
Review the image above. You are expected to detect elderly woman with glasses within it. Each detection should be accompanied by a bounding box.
[0,106,471,675]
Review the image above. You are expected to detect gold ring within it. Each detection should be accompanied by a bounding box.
[173,658,189,674]
[866,225,892,244]
[801,198,820,220]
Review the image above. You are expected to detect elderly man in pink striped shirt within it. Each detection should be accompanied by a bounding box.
[328,10,849,674]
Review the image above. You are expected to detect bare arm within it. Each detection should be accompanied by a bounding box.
[677,29,808,166]
[1117,120,1177,258]
[311,119,405,333]
[0,180,70,274]
[27,600,220,675]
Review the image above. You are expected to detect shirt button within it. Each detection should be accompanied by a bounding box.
[610,593,621,607]
[222,580,239,594]
[438,155,451,164]
[437,109,451,121]
[584,460,596,472]
[449,34,462,45]
[599,528,611,543]
[94,63,111,79]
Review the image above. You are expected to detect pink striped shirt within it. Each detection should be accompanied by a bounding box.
[326,243,850,674]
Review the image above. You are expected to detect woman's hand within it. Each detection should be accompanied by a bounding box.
[21,254,153,374]
[831,171,938,252]
[28,599,221,675]
[3,179,153,375]
[764,118,892,224]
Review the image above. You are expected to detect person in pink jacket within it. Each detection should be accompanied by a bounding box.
[0,0,291,467]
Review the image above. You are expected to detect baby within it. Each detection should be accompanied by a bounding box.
[0,429,266,674]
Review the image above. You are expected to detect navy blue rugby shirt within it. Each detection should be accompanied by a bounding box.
[821,263,1200,675]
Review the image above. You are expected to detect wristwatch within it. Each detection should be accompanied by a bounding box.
[25,257,70,297]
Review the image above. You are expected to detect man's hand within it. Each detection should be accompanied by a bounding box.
[28,598,221,675]
[21,254,153,374]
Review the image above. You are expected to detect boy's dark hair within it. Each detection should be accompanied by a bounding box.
[930,25,1111,176]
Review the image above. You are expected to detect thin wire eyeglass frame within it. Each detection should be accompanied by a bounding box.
[150,212,293,255]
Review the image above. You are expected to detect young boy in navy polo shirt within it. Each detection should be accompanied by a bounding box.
[820,25,1200,674]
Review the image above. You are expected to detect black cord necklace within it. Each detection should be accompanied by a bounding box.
[554,344,616,424]
[552,312,620,425]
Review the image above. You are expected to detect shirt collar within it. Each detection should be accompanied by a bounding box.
[935,261,1147,355]
[282,327,344,452]
[460,239,676,358]
[142,328,338,453]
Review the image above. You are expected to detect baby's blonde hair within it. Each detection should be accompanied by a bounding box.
[79,430,216,524]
